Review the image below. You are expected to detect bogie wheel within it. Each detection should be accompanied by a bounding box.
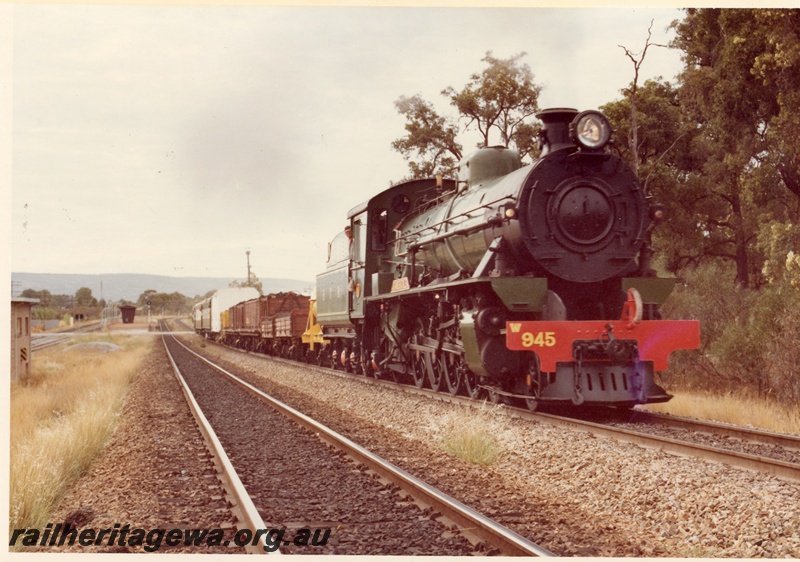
[369,335,396,381]
[352,350,364,376]
[488,387,504,404]
[365,348,379,379]
[523,354,542,412]
[378,337,401,382]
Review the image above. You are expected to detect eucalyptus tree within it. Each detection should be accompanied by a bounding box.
[392,51,543,179]
[670,8,800,287]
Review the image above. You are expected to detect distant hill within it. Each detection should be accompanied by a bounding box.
[11,272,313,303]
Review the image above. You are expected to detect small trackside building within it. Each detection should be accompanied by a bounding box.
[11,297,39,382]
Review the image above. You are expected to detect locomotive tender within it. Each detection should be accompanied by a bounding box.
[310,108,699,409]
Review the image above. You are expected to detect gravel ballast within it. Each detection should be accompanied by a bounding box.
[164,336,478,555]
[191,336,800,558]
[34,333,800,557]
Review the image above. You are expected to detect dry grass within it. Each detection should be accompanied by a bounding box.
[9,334,153,535]
[431,402,508,465]
[642,390,800,435]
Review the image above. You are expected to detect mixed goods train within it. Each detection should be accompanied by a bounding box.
[193,108,700,410]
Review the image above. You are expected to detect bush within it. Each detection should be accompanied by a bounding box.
[434,404,505,465]
[661,261,800,406]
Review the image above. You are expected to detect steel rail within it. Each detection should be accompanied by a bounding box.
[406,388,800,483]
[31,334,73,352]
[626,410,800,451]
[168,333,554,557]
[521,410,800,483]
[31,321,106,352]
[373,377,800,484]
[160,331,278,556]
[217,344,800,485]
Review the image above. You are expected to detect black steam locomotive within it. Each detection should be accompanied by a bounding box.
[304,108,699,410]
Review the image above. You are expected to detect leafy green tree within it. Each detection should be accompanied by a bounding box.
[747,9,800,219]
[229,272,263,295]
[669,8,800,287]
[137,289,158,306]
[443,51,542,154]
[135,290,192,315]
[392,51,543,179]
[74,287,95,307]
[20,288,52,306]
[392,95,462,179]
[20,289,60,321]
[758,221,800,288]
[648,9,800,401]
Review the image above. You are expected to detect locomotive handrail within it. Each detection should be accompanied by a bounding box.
[391,194,516,249]
[406,215,504,253]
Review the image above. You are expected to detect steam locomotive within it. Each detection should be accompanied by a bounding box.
[198,108,699,410]
[304,108,699,410]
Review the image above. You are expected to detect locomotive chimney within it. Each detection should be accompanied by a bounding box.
[536,107,579,157]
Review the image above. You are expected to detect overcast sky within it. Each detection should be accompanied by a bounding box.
[4,4,686,286]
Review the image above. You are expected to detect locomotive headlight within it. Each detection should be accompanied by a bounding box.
[571,110,612,150]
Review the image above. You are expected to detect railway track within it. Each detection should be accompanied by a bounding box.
[386,383,800,484]
[31,322,104,352]
[181,322,800,485]
[31,333,73,352]
[160,323,553,556]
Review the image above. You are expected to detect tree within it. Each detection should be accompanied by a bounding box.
[74,287,95,307]
[747,9,800,220]
[391,95,462,179]
[443,51,542,153]
[229,272,263,295]
[137,289,158,306]
[669,8,799,287]
[392,51,543,179]
[134,290,192,315]
[20,288,52,306]
[617,20,669,175]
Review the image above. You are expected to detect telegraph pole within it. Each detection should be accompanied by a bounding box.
[246,250,252,287]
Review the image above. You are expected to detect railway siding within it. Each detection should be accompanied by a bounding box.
[188,334,800,558]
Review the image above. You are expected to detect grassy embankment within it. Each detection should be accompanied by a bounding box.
[642,390,800,435]
[9,334,153,535]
